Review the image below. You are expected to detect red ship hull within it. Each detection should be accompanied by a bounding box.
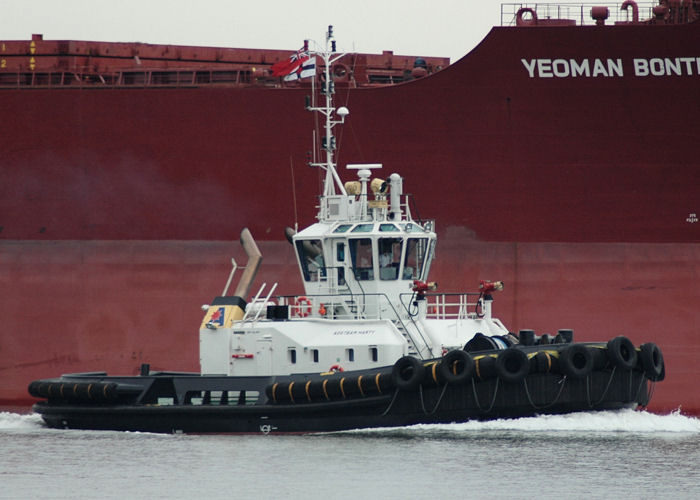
[2,15,699,412]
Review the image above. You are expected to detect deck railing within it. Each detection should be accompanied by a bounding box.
[501,2,660,26]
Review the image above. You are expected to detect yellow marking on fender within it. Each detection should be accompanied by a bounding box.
[271,382,279,402]
[431,362,439,383]
[288,382,295,403]
[357,376,365,396]
[340,377,347,398]
[375,373,382,394]
[305,380,312,402]
[322,379,330,400]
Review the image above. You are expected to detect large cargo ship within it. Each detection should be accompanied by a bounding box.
[2,1,698,414]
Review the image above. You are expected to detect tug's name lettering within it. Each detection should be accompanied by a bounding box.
[333,329,375,335]
[522,57,700,78]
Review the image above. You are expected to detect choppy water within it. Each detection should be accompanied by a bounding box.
[2,409,700,499]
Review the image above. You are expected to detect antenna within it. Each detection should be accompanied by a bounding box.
[305,26,349,202]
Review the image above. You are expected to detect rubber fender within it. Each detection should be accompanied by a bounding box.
[559,344,594,378]
[639,343,665,381]
[473,355,497,381]
[425,361,441,385]
[267,382,293,403]
[392,356,425,390]
[495,348,530,383]
[305,380,328,401]
[438,349,474,384]
[28,381,46,398]
[529,351,559,374]
[587,346,608,370]
[323,377,346,399]
[340,376,363,398]
[290,381,311,403]
[372,371,395,394]
[357,374,386,396]
[607,336,638,370]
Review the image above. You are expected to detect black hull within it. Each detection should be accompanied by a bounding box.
[29,339,664,433]
[31,370,651,434]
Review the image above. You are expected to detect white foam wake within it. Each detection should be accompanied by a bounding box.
[0,411,44,430]
[345,409,700,435]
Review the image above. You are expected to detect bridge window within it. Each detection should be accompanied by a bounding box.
[349,238,374,280]
[296,239,326,282]
[351,224,374,233]
[379,238,402,280]
[404,238,429,280]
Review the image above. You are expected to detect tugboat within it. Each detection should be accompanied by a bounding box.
[28,27,665,434]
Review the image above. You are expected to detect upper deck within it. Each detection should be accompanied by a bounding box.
[0,35,448,89]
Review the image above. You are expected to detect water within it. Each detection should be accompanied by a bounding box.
[2,409,700,499]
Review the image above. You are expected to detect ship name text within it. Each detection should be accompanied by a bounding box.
[333,329,375,335]
[521,57,700,78]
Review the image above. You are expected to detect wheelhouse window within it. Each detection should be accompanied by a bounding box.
[403,238,429,280]
[378,237,403,280]
[349,238,374,280]
[296,239,326,282]
[336,242,346,286]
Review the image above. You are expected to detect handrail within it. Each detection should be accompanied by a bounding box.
[501,2,661,26]
[273,292,433,357]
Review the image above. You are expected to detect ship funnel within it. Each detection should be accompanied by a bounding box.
[233,228,263,299]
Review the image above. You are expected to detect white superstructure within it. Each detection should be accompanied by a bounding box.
[199,27,509,376]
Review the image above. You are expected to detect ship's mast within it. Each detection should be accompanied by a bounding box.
[307,26,350,212]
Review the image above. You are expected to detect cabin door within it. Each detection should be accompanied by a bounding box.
[255,338,272,375]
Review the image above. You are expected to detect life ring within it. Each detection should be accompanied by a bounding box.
[495,348,529,383]
[606,336,638,370]
[438,349,474,384]
[295,296,312,317]
[329,364,344,373]
[639,342,665,381]
[391,356,425,390]
[559,344,594,378]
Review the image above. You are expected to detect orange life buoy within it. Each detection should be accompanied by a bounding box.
[295,296,312,317]
[329,364,344,373]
